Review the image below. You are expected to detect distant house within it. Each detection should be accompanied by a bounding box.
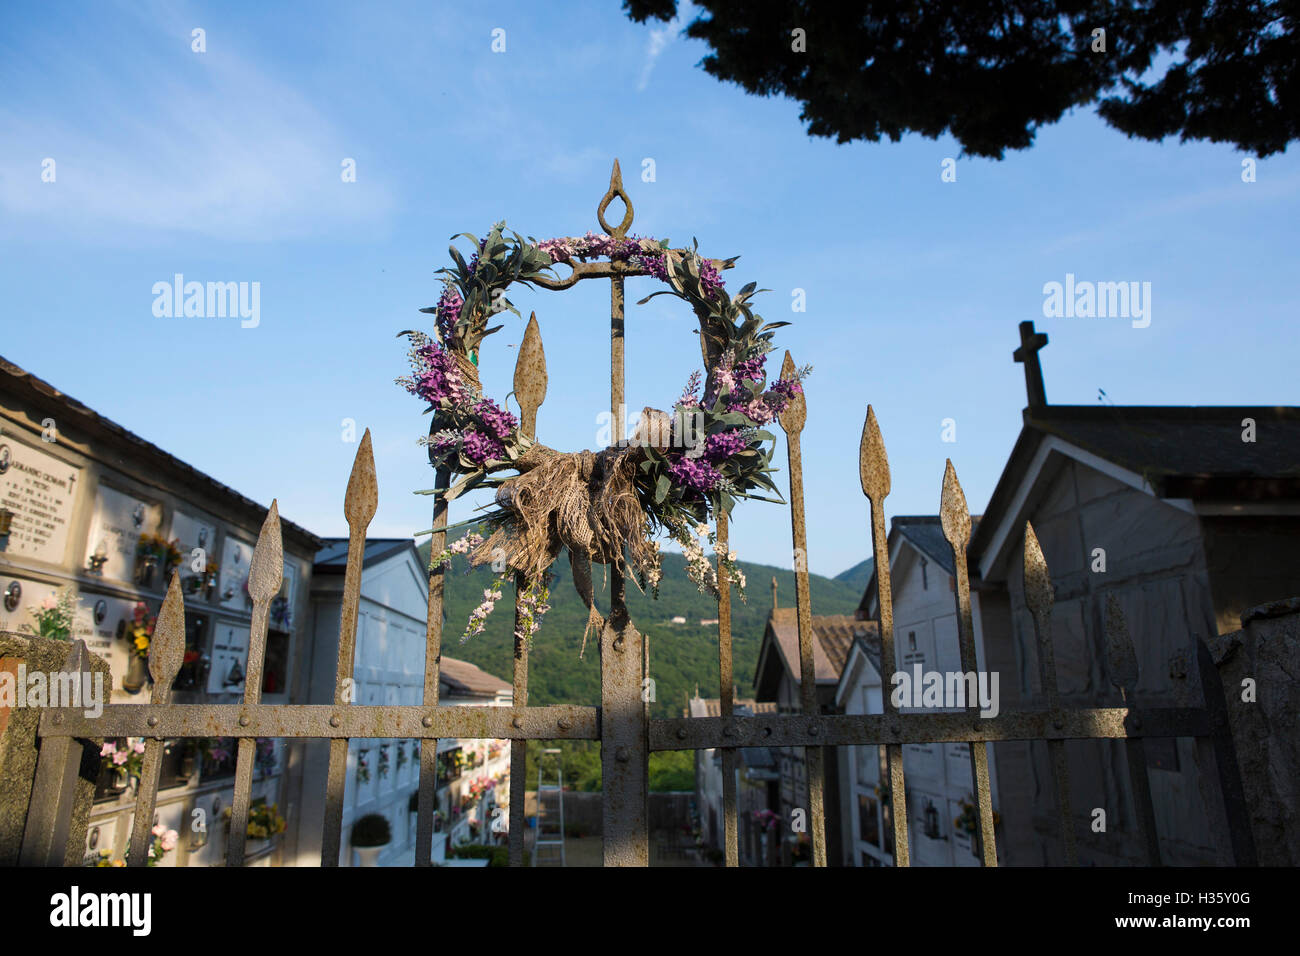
[297,539,511,866]
[699,618,719,627]
[670,615,687,625]
[686,694,779,865]
[753,601,875,865]
[846,515,999,867]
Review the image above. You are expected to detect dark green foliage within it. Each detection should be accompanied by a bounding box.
[623,1,1299,158]
[351,813,392,847]
[448,843,515,866]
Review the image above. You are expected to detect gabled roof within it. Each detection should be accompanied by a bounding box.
[314,537,419,571]
[753,608,879,700]
[969,404,1300,581]
[0,356,322,551]
[857,515,980,619]
[834,631,887,708]
[440,656,511,698]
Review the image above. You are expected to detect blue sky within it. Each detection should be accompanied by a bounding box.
[2,1,1297,579]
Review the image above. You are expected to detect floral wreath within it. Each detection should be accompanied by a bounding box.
[398,223,809,650]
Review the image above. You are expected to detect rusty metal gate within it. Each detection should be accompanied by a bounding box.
[19,166,1257,868]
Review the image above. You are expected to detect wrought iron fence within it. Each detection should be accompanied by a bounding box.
[19,165,1255,867]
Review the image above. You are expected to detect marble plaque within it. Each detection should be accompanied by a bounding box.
[72,594,146,697]
[218,537,254,611]
[85,485,162,583]
[0,439,81,563]
[208,621,250,694]
[169,510,218,570]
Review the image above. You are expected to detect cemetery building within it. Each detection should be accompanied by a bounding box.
[965,322,1300,865]
[753,587,874,865]
[846,515,1002,866]
[685,693,779,865]
[0,356,322,866]
[296,538,511,866]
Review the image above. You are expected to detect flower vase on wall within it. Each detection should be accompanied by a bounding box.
[122,655,149,694]
[136,558,156,589]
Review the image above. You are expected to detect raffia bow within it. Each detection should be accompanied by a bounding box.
[468,408,668,656]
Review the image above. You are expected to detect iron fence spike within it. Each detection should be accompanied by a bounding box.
[148,571,186,703]
[859,405,891,502]
[514,312,547,439]
[1022,522,1054,618]
[247,500,284,605]
[1105,593,1140,696]
[776,350,806,435]
[939,459,972,549]
[345,428,379,527]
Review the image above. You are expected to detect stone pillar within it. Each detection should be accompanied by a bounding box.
[1209,598,1300,866]
[0,632,111,865]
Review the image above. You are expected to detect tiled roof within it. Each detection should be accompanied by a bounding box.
[440,656,511,697]
[767,608,878,684]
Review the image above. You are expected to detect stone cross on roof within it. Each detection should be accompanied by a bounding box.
[1013,320,1049,408]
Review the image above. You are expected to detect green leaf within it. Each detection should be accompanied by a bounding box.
[654,475,670,504]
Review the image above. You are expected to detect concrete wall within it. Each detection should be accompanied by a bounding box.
[1211,598,1300,865]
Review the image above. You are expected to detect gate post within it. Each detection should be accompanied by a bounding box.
[600,574,648,865]
[2,637,108,866]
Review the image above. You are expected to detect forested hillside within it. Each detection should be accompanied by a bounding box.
[418,541,863,719]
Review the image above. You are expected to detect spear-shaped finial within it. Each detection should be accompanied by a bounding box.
[939,460,972,551]
[859,406,891,504]
[777,351,806,436]
[1022,522,1054,620]
[1105,593,1139,699]
[514,313,547,439]
[149,571,187,704]
[598,159,634,238]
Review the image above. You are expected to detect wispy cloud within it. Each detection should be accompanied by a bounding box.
[637,12,686,92]
[0,8,394,242]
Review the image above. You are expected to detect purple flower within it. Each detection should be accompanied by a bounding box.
[733,355,766,384]
[434,287,463,344]
[699,260,725,298]
[668,455,722,493]
[462,428,505,465]
[633,252,669,282]
[474,398,517,440]
[705,429,749,461]
[763,378,804,415]
[410,340,467,406]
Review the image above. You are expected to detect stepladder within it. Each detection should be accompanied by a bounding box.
[532,748,566,867]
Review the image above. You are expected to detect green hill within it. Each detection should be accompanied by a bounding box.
[418,540,863,720]
[833,557,874,598]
